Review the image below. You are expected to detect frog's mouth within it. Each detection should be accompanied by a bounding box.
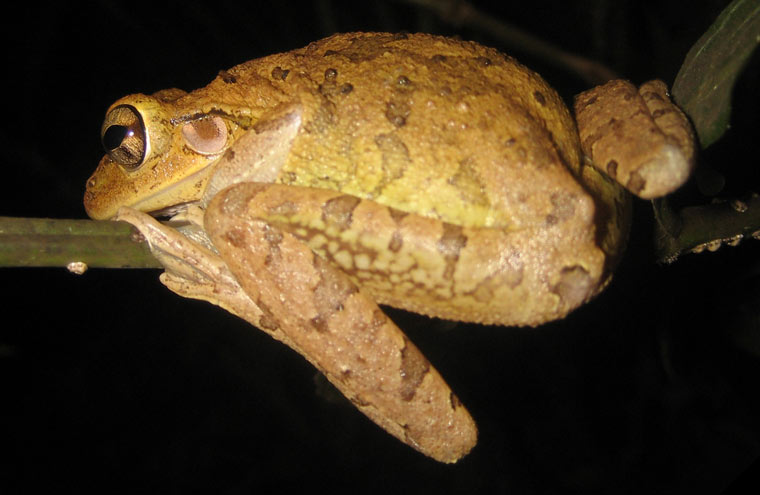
[85,156,217,220]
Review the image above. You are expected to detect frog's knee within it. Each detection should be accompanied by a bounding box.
[625,143,691,199]
[550,264,599,314]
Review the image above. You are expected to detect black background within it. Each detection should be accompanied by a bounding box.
[3,1,759,493]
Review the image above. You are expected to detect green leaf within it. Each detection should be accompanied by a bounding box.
[672,0,760,149]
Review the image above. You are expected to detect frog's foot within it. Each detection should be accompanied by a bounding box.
[204,185,477,464]
[574,79,695,199]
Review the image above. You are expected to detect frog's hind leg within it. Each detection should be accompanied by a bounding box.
[212,182,608,328]
[203,182,477,464]
[574,79,695,199]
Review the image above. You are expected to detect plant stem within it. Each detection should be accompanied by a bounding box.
[0,216,161,269]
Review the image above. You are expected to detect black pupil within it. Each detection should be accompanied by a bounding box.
[102,125,129,152]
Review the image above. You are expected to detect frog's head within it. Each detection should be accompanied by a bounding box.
[84,89,249,220]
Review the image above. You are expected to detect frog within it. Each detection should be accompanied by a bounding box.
[83,32,695,463]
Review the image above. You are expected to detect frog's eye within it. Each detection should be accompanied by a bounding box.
[181,116,228,155]
[101,105,147,169]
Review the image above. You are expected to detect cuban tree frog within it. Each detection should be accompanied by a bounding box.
[84,32,694,463]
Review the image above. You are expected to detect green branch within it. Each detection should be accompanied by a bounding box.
[0,216,161,269]
[654,195,760,263]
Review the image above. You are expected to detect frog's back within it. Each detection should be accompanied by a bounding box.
[215,33,588,230]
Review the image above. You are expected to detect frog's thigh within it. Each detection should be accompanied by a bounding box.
[204,184,477,464]
[209,183,605,328]
[574,79,695,199]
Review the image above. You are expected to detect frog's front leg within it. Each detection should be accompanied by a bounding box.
[114,206,310,356]
[575,79,695,199]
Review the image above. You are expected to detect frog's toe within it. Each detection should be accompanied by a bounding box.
[627,143,692,198]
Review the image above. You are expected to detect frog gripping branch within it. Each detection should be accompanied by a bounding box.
[84,33,696,462]
[575,79,695,199]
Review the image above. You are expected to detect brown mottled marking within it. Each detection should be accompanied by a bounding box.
[448,157,489,207]
[311,254,359,329]
[639,80,695,166]
[270,66,289,80]
[450,392,463,409]
[310,315,330,333]
[263,226,284,248]
[399,337,431,401]
[549,192,577,223]
[370,308,388,330]
[476,56,492,66]
[640,88,663,102]
[218,70,237,84]
[385,100,410,127]
[533,90,546,106]
[471,278,495,302]
[324,68,338,80]
[579,130,601,155]
[375,133,411,182]
[472,255,524,301]
[388,230,404,253]
[256,298,280,331]
[223,228,247,248]
[431,54,446,62]
[304,98,337,134]
[388,206,409,223]
[322,195,361,230]
[552,266,593,309]
[437,224,467,257]
[350,396,371,407]
[437,223,467,280]
[340,83,353,94]
[268,200,299,217]
[396,75,412,86]
[606,159,618,179]
[262,225,284,265]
